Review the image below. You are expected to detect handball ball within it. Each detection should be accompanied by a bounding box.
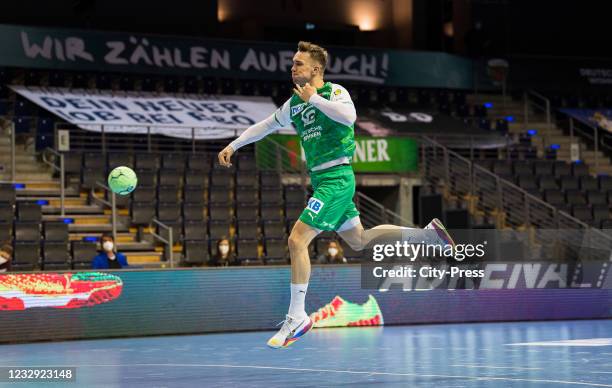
[108,166,138,195]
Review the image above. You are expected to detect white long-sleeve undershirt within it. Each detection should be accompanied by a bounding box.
[229,83,356,152]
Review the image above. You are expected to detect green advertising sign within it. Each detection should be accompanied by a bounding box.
[0,24,475,89]
[257,134,418,173]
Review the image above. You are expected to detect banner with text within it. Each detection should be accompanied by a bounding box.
[257,134,418,173]
[0,24,475,89]
[11,86,296,140]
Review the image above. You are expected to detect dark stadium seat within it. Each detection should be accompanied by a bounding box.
[512,161,532,176]
[43,242,70,270]
[185,170,209,188]
[71,241,97,269]
[533,161,553,176]
[565,190,587,206]
[157,203,181,223]
[211,170,233,187]
[108,153,134,170]
[580,176,599,191]
[285,186,306,205]
[183,186,205,204]
[210,187,231,204]
[209,204,232,221]
[238,155,257,171]
[131,202,155,225]
[237,220,258,239]
[236,204,258,221]
[0,223,11,242]
[553,161,571,177]
[44,222,69,242]
[159,168,181,187]
[13,242,40,270]
[599,176,612,191]
[592,205,609,226]
[208,220,231,240]
[263,220,286,239]
[0,204,14,221]
[183,241,209,266]
[235,187,257,202]
[236,239,259,262]
[260,171,281,188]
[0,184,16,205]
[83,152,106,170]
[285,205,303,221]
[572,163,589,177]
[264,239,288,264]
[158,186,179,203]
[560,175,580,191]
[183,221,207,241]
[187,155,211,171]
[82,167,105,189]
[516,175,538,191]
[14,222,40,241]
[538,176,559,191]
[184,77,199,94]
[571,205,593,223]
[162,154,186,172]
[587,190,607,206]
[544,190,565,207]
[135,169,157,186]
[63,153,83,175]
[183,203,205,222]
[260,205,284,221]
[135,153,159,170]
[132,186,156,202]
[260,188,283,205]
[492,161,512,176]
[236,172,258,187]
[17,202,42,222]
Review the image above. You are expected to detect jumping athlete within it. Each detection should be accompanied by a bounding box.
[218,41,455,349]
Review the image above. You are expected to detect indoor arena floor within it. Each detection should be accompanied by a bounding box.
[1,319,611,387]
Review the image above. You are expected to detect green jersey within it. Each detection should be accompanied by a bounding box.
[274,82,356,171]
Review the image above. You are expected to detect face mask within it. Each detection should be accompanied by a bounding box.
[0,256,7,265]
[328,248,338,257]
[219,245,229,255]
[103,241,114,251]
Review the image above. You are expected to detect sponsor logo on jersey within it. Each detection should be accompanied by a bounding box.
[291,103,306,116]
[307,197,324,214]
[301,107,316,126]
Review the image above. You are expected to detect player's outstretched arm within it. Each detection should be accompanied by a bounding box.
[218,99,291,168]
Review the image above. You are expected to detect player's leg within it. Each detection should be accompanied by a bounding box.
[336,211,455,252]
[267,220,319,348]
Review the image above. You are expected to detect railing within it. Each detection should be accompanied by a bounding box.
[55,122,241,154]
[89,181,118,243]
[420,136,612,252]
[255,137,413,228]
[557,112,612,171]
[41,147,66,216]
[524,90,552,148]
[9,122,15,182]
[150,219,174,268]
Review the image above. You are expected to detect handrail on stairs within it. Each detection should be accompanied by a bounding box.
[41,147,66,216]
[524,90,552,149]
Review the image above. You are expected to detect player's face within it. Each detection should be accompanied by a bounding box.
[291,51,319,86]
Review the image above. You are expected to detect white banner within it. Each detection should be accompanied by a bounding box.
[11,86,295,139]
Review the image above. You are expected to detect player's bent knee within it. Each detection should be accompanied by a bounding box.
[288,233,307,252]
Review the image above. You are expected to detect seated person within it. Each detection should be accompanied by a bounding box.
[317,240,347,264]
[208,238,238,266]
[0,244,12,272]
[92,234,128,269]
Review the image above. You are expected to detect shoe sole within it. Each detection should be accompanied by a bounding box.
[430,218,456,248]
[267,318,313,349]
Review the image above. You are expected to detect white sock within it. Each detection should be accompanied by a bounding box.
[288,283,308,319]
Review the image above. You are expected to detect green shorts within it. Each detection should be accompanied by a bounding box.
[299,164,361,232]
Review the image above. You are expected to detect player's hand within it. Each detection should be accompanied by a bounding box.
[294,83,317,102]
[218,145,234,168]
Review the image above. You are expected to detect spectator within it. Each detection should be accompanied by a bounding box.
[92,234,128,269]
[317,240,347,264]
[0,244,13,272]
[208,238,238,266]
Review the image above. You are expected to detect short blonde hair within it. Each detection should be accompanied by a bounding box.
[297,41,328,74]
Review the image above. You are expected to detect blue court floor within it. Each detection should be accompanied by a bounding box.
[1,319,611,387]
